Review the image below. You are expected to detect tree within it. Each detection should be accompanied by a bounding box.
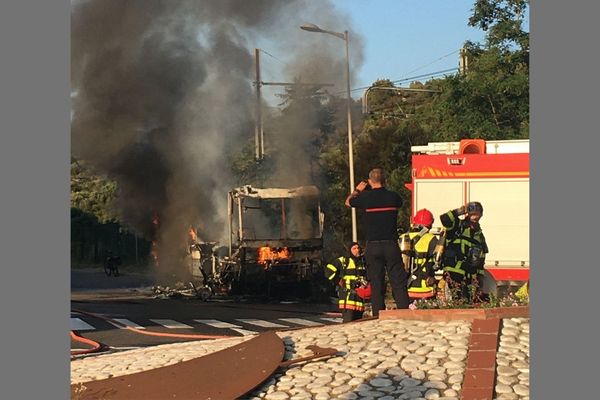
[413,0,529,141]
[71,158,119,222]
[469,0,529,52]
[71,158,150,265]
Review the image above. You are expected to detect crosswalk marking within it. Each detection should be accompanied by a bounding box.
[194,319,259,336]
[320,317,343,323]
[194,319,241,329]
[149,319,193,329]
[71,317,95,331]
[108,318,146,330]
[231,328,258,336]
[278,318,323,327]
[236,319,289,328]
[69,316,340,332]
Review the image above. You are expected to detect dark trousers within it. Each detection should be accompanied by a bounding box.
[341,309,363,323]
[365,240,410,316]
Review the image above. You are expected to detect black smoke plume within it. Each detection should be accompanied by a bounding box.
[71,0,363,280]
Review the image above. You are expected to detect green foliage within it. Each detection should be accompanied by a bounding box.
[413,1,529,141]
[70,159,151,265]
[71,159,119,223]
[230,141,277,187]
[469,0,529,52]
[414,282,528,310]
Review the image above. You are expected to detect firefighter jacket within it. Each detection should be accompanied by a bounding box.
[399,229,438,298]
[440,209,488,280]
[325,255,368,312]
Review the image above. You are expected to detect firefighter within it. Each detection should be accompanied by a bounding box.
[440,202,488,302]
[345,167,409,317]
[399,209,439,300]
[325,242,370,322]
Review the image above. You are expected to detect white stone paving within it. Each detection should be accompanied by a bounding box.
[71,316,530,399]
[494,317,530,400]
[71,318,474,400]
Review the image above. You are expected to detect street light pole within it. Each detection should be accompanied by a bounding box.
[343,30,358,242]
[301,24,357,242]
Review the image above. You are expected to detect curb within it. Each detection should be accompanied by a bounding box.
[461,318,500,400]
[378,306,529,321]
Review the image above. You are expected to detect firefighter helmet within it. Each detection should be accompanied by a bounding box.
[413,208,434,228]
[356,284,372,300]
[467,201,484,215]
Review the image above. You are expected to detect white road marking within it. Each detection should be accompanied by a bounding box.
[320,317,343,323]
[149,319,193,329]
[108,318,146,330]
[236,319,289,328]
[231,328,258,336]
[194,319,257,335]
[71,318,95,331]
[194,319,241,329]
[278,318,323,327]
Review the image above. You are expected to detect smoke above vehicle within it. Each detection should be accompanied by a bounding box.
[71,0,363,281]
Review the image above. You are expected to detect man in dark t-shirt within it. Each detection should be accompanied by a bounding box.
[345,167,410,316]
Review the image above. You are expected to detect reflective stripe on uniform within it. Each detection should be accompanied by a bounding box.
[325,263,337,281]
[408,275,436,293]
[445,210,457,230]
[444,262,466,275]
[408,285,435,293]
[338,299,365,311]
[365,207,398,212]
[408,290,435,298]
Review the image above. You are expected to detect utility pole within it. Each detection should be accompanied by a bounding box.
[253,48,334,161]
[254,48,263,160]
[459,45,469,75]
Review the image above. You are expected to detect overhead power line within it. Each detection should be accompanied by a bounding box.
[402,49,460,76]
[345,67,459,95]
[259,49,286,65]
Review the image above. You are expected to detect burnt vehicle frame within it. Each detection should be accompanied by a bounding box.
[226,185,325,295]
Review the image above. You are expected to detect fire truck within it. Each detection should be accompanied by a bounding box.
[406,138,530,294]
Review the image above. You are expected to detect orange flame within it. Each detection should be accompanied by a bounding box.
[258,246,290,266]
[151,240,159,266]
[150,214,159,266]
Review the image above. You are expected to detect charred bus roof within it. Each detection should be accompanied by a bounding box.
[230,185,320,199]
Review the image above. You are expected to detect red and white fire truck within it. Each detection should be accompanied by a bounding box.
[406,138,530,293]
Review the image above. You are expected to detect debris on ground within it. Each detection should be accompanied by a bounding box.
[151,282,212,300]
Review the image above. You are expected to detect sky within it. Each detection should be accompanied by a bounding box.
[332,0,488,93]
[256,0,508,103]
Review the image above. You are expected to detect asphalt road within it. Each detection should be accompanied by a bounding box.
[71,268,156,291]
[70,268,339,354]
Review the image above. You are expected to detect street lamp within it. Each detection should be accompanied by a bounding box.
[300,23,357,242]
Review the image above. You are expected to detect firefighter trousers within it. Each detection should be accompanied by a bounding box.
[365,240,410,316]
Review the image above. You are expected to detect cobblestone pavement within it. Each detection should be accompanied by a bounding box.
[71,317,530,400]
[494,318,530,400]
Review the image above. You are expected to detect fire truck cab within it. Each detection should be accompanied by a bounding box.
[406,138,530,294]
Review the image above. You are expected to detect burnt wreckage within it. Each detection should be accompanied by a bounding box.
[188,185,325,297]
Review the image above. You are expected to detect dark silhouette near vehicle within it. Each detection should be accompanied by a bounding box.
[104,253,122,277]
